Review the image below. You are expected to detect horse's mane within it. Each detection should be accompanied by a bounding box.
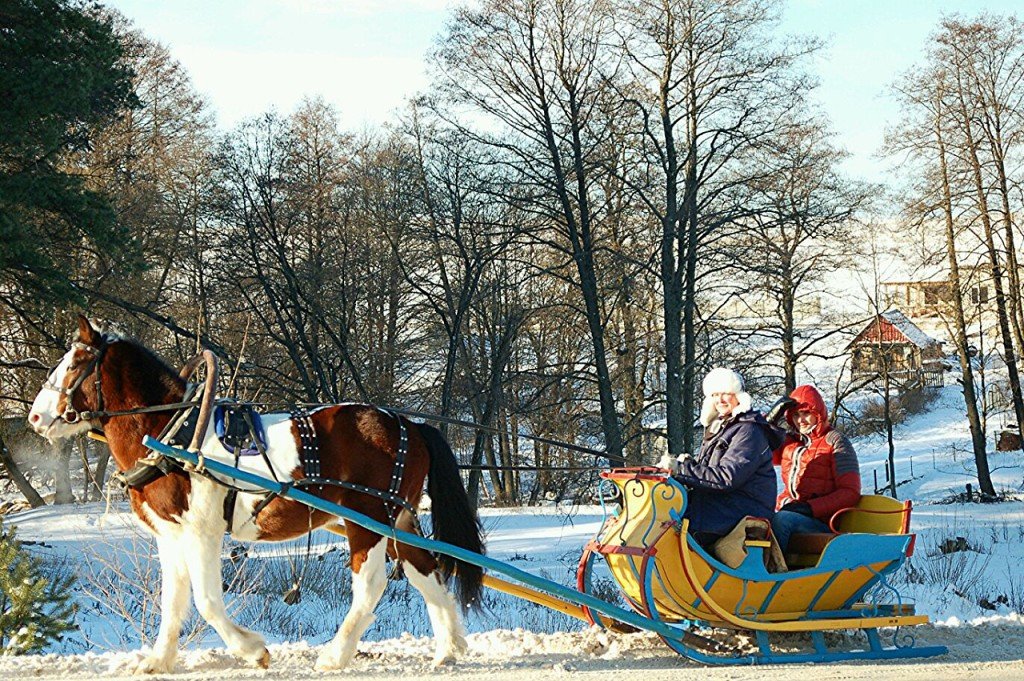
[106,334,185,398]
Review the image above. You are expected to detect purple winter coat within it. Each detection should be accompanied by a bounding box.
[675,410,783,536]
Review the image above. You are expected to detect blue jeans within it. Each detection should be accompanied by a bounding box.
[772,510,830,552]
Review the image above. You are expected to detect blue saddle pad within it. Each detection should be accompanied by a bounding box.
[213,404,266,456]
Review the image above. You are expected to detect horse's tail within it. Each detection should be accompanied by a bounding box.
[419,422,485,610]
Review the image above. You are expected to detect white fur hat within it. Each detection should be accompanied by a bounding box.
[702,367,744,396]
[699,367,752,427]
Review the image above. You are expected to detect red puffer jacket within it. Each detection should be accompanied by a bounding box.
[773,385,861,523]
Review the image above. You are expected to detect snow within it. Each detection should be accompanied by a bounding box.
[881,309,942,349]
[3,380,1024,675]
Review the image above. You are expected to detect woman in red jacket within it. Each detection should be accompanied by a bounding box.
[771,384,861,553]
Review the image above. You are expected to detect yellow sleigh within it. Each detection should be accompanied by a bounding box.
[574,468,945,663]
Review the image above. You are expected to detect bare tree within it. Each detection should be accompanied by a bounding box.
[940,21,1024,452]
[431,0,627,464]
[952,17,1024,354]
[210,103,380,404]
[736,119,869,393]
[888,62,993,495]
[611,0,818,453]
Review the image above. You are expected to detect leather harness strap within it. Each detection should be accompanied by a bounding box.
[292,409,320,479]
[386,413,408,508]
[224,407,415,534]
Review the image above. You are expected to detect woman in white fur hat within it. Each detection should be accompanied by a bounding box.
[659,367,783,547]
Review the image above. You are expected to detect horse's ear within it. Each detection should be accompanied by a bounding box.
[77,314,100,344]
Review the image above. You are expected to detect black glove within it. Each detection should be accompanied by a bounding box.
[781,500,813,517]
[766,396,797,427]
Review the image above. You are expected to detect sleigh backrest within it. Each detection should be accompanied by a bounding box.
[830,495,912,535]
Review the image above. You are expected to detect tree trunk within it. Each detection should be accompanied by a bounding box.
[660,48,686,461]
[934,97,993,495]
[991,148,1024,361]
[681,149,700,454]
[574,241,625,466]
[467,431,485,512]
[782,284,797,394]
[953,76,1024,451]
[78,437,90,502]
[0,435,46,508]
[94,448,110,498]
[498,407,516,503]
[53,439,74,505]
[483,435,506,505]
[882,366,898,499]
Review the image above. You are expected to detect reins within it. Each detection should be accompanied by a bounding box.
[80,400,202,420]
[62,338,609,479]
[322,405,612,462]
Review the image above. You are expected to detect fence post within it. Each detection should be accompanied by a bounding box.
[873,469,878,494]
[966,483,973,503]
[910,455,913,478]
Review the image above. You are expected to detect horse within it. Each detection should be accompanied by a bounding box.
[27,315,485,673]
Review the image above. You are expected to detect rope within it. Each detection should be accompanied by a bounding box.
[219,399,610,463]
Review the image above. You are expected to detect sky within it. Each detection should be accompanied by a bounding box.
[102,0,1024,184]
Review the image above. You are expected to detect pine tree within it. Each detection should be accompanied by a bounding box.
[0,523,76,655]
[0,0,141,303]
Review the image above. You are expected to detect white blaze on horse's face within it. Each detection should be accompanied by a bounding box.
[27,348,86,440]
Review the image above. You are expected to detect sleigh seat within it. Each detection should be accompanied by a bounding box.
[785,495,914,568]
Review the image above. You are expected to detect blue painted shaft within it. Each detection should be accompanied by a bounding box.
[143,436,691,643]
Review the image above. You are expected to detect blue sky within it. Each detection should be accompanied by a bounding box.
[104,0,1022,183]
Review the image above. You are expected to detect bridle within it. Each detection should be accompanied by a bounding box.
[42,339,203,428]
[54,340,107,424]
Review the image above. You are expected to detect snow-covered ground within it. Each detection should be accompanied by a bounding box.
[2,383,1024,677]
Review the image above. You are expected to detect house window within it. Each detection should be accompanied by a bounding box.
[971,286,989,305]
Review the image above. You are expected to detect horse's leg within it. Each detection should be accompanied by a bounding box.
[135,536,191,674]
[390,510,467,665]
[185,529,269,668]
[315,533,388,671]
[403,559,467,665]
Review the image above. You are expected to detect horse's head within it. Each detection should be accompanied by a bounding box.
[28,315,110,440]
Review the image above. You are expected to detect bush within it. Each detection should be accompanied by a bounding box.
[842,387,939,438]
[0,523,76,654]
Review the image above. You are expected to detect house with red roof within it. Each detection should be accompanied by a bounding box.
[847,310,946,388]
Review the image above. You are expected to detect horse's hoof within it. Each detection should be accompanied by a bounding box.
[432,653,457,667]
[133,656,173,675]
[315,649,349,671]
[255,648,271,669]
